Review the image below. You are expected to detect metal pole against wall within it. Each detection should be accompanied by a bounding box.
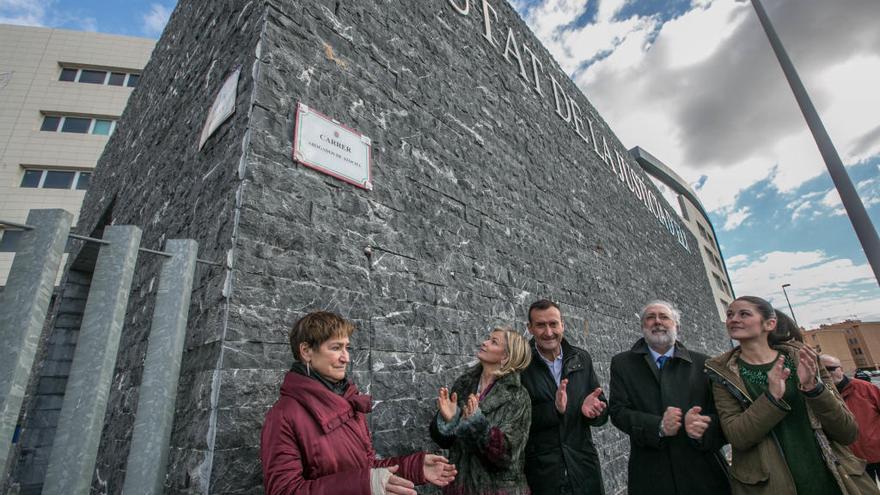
[122,239,198,495]
[43,226,142,495]
[0,210,73,476]
[748,0,880,286]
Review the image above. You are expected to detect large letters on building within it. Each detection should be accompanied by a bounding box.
[444,0,690,251]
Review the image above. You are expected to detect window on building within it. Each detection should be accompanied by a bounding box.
[0,230,22,253]
[92,120,113,135]
[40,116,61,132]
[75,172,91,190]
[108,72,126,86]
[19,168,92,191]
[704,247,719,268]
[57,66,141,88]
[78,69,107,84]
[41,115,117,135]
[719,299,730,309]
[42,171,76,188]
[721,281,731,296]
[61,117,91,133]
[20,170,43,187]
[59,68,78,82]
[698,224,709,241]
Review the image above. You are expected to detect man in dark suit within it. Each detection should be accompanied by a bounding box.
[520,299,608,495]
[609,300,730,494]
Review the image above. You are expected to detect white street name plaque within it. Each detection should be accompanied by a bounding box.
[199,67,240,150]
[292,102,373,190]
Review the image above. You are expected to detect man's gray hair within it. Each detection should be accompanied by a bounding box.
[639,300,681,326]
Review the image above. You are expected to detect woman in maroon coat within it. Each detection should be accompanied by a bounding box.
[261,311,457,494]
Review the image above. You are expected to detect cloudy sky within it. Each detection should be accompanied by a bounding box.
[0,0,173,37]
[511,0,880,329]
[2,0,878,329]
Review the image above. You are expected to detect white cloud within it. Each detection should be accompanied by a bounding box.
[0,0,50,26]
[821,189,842,209]
[523,0,657,76]
[523,0,880,214]
[721,206,750,231]
[725,254,749,267]
[728,250,879,329]
[596,0,628,24]
[142,3,171,37]
[789,201,811,221]
[0,0,96,31]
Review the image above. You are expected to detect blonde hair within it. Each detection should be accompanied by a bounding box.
[493,327,532,377]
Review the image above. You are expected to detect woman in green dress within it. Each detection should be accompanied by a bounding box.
[705,296,875,495]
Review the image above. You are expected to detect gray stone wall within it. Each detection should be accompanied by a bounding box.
[23,1,731,494]
[58,1,265,492]
[9,269,90,495]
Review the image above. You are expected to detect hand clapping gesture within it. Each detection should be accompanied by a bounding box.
[661,406,682,437]
[796,345,819,392]
[684,406,711,439]
[767,355,790,400]
[461,394,479,419]
[422,454,457,487]
[555,379,569,413]
[437,387,459,422]
[581,388,606,418]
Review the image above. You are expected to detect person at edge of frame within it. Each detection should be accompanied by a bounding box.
[820,353,880,485]
[705,296,877,495]
[260,311,457,495]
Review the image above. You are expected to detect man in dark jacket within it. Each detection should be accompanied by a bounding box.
[521,299,609,495]
[609,300,729,495]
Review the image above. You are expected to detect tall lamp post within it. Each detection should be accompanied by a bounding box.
[743,0,880,287]
[781,283,798,327]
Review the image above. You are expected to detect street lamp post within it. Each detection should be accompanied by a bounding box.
[781,283,798,327]
[743,0,880,287]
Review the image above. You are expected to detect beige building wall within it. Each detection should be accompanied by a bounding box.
[677,197,735,320]
[0,24,154,285]
[805,327,858,373]
[805,320,880,373]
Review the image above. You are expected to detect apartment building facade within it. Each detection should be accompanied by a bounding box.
[0,24,155,285]
[805,320,880,373]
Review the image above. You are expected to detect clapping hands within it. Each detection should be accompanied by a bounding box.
[684,406,711,439]
[423,454,457,487]
[462,394,479,419]
[555,380,605,418]
[580,388,606,418]
[437,387,459,422]
[767,355,790,400]
[796,345,819,392]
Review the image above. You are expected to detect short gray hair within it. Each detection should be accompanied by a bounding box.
[639,300,681,326]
